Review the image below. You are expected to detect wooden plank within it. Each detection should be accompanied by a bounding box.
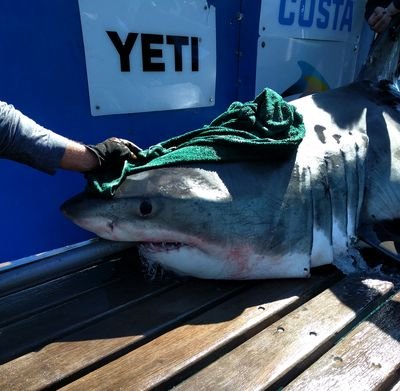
[0,274,178,364]
[58,272,340,391]
[285,290,400,391]
[0,258,124,327]
[172,277,394,391]
[0,279,250,391]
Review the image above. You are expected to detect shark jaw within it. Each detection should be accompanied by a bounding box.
[138,242,312,280]
[67,213,237,279]
[67,213,311,280]
[138,242,235,279]
[63,201,311,280]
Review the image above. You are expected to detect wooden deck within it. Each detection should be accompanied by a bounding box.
[1,248,400,390]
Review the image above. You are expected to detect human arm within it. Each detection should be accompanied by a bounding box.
[60,140,99,172]
[0,100,69,173]
[366,0,400,33]
[0,100,140,174]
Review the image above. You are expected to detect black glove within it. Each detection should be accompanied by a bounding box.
[86,137,141,172]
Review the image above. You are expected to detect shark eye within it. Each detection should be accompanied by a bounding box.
[139,200,153,217]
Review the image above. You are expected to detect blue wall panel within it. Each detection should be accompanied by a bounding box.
[237,0,261,102]
[0,0,255,261]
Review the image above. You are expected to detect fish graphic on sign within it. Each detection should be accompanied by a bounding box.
[281,61,330,98]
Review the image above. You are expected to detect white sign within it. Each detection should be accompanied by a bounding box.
[256,0,368,98]
[78,0,216,116]
[260,0,364,41]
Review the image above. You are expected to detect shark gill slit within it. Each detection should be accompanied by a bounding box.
[307,165,314,259]
[323,157,334,247]
[340,148,349,241]
[354,142,362,236]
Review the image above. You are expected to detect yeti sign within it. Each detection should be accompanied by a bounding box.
[78,0,216,115]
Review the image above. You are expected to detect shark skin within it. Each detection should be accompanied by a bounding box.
[61,81,400,279]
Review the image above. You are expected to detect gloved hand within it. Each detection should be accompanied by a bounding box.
[86,137,142,172]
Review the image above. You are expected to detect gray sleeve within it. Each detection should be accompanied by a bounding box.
[0,101,69,174]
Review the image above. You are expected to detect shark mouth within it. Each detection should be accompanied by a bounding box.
[136,236,231,280]
[139,242,187,252]
[137,241,203,279]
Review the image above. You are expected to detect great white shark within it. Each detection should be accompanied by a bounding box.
[61,80,400,279]
[62,24,400,280]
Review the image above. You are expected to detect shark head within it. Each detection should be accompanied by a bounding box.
[62,166,244,279]
[62,162,311,279]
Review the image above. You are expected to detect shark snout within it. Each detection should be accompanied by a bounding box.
[61,192,92,218]
[61,192,112,219]
[61,192,113,235]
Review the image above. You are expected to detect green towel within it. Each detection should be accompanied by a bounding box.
[86,88,305,197]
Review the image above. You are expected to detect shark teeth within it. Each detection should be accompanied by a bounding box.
[140,242,185,252]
